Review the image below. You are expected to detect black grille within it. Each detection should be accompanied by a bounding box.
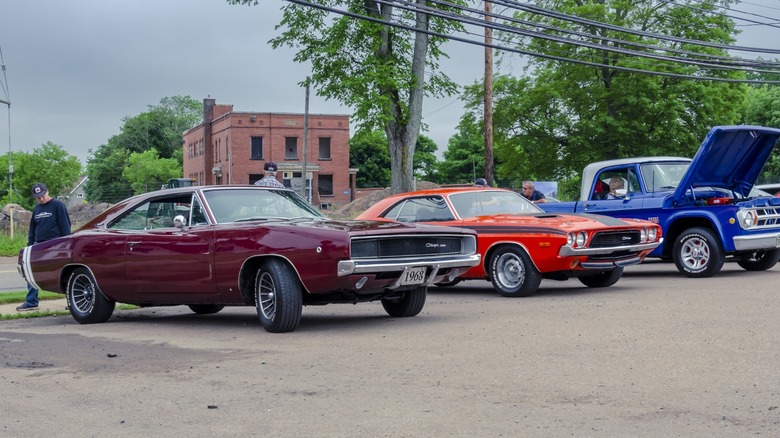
[351,236,464,259]
[590,230,641,248]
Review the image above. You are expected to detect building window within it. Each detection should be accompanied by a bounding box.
[318,174,334,197]
[251,137,264,160]
[249,173,263,185]
[285,137,298,160]
[319,137,331,160]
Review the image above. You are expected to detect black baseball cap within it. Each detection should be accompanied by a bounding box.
[264,161,278,172]
[32,182,48,198]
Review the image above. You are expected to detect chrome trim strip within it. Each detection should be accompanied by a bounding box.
[20,246,42,291]
[558,239,662,257]
[337,254,481,277]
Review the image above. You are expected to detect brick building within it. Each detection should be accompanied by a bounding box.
[182,98,356,210]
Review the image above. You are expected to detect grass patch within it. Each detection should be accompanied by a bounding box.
[0,233,26,257]
[0,290,63,305]
[0,309,70,320]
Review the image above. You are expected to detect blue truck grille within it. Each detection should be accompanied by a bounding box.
[590,230,641,248]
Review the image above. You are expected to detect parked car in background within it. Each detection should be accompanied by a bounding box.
[356,187,662,297]
[18,186,480,332]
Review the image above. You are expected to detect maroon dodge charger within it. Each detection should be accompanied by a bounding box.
[18,186,480,332]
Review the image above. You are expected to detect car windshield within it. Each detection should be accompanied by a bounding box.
[449,190,543,218]
[640,162,690,192]
[203,188,323,223]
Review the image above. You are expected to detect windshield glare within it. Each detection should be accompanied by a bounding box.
[640,162,690,192]
[203,188,322,223]
[449,190,543,218]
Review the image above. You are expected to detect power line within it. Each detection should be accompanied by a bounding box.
[284,0,780,84]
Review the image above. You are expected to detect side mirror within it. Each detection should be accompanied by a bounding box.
[173,215,187,228]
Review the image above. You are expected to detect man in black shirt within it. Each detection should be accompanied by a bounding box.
[16,183,71,311]
[521,181,547,204]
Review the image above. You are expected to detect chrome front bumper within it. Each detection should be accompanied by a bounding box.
[733,232,780,251]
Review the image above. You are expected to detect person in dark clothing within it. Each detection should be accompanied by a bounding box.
[521,181,547,204]
[16,183,71,311]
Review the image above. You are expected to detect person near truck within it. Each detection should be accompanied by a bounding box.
[16,183,71,312]
[521,181,547,204]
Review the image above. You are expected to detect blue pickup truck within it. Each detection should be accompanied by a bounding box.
[541,125,780,278]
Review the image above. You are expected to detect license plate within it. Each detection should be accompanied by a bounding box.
[399,266,427,286]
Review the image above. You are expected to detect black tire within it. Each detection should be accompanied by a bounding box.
[433,278,462,288]
[187,304,225,315]
[67,267,115,324]
[672,227,724,278]
[736,248,780,271]
[579,267,624,288]
[489,246,542,297]
[381,286,427,317]
[255,259,303,333]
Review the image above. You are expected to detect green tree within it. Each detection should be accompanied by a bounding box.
[0,142,82,210]
[743,85,780,181]
[122,149,182,195]
[85,96,201,202]
[350,129,391,188]
[414,135,438,181]
[468,0,747,184]
[436,113,485,185]
[228,0,465,194]
[350,129,440,187]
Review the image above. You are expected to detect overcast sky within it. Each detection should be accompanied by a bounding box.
[1,0,778,165]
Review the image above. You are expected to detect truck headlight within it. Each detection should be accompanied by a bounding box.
[739,210,757,229]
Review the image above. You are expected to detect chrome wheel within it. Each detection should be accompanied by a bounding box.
[66,267,115,324]
[679,236,710,271]
[495,252,525,289]
[488,246,541,297]
[70,271,96,314]
[257,271,276,321]
[254,259,302,333]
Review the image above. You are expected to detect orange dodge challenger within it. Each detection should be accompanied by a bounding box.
[357,187,662,297]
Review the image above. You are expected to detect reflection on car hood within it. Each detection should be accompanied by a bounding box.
[674,125,780,201]
[271,217,471,236]
[466,212,649,231]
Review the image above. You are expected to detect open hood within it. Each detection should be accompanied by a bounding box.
[673,125,780,201]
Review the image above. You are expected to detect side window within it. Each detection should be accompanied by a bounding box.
[190,196,209,226]
[109,195,193,230]
[385,196,453,223]
[111,202,150,230]
[593,169,633,200]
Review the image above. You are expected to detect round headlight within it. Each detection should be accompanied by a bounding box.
[576,231,588,247]
[743,211,756,228]
[640,228,648,242]
[648,227,658,241]
[567,232,575,246]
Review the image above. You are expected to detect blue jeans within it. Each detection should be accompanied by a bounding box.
[25,282,39,307]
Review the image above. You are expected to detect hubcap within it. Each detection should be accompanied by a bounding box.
[681,237,710,270]
[496,252,525,288]
[71,273,95,313]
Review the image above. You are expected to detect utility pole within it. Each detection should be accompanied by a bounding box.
[484,1,495,187]
[301,77,310,202]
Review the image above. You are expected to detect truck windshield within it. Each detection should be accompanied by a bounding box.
[641,162,690,192]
